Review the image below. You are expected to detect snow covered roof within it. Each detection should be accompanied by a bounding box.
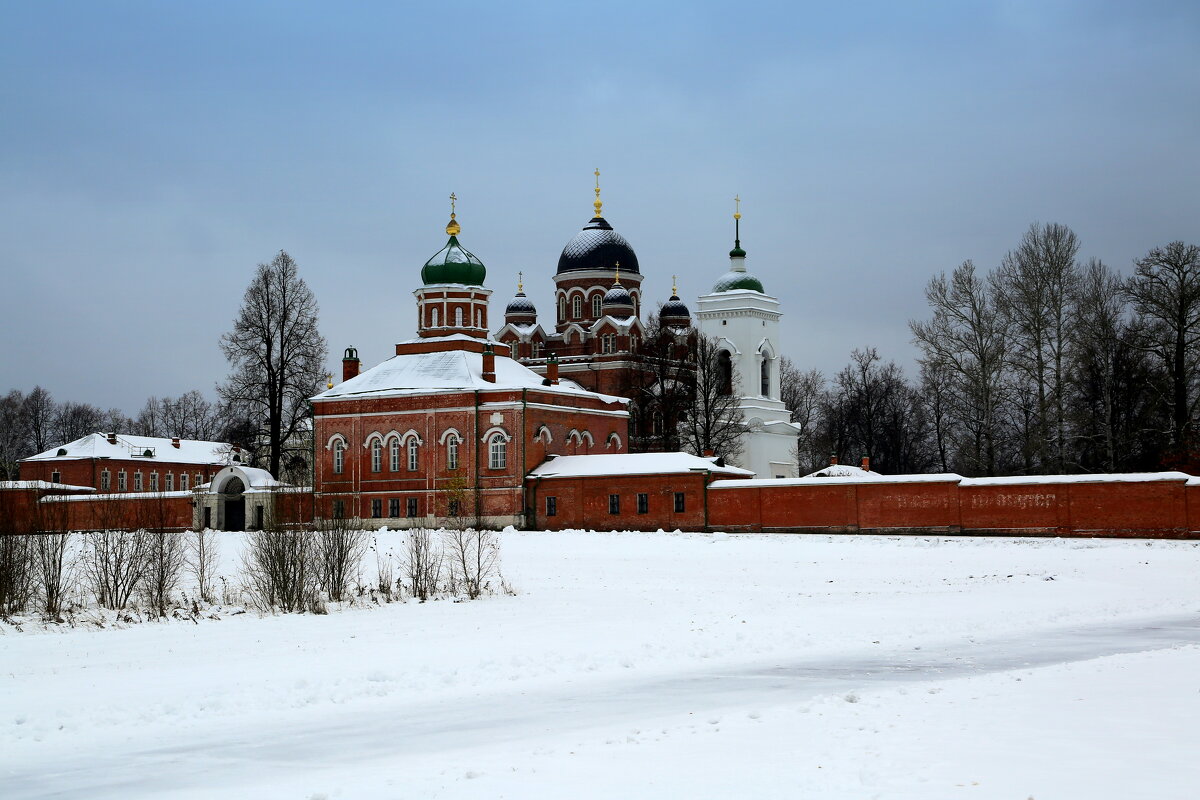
[711,473,965,489]
[0,480,94,492]
[527,453,754,479]
[22,433,233,466]
[313,347,628,405]
[804,464,883,478]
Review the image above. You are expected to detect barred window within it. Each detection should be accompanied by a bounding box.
[406,497,418,518]
[371,498,382,518]
[389,498,400,518]
[546,496,557,517]
[674,492,686,513]
[332,500,344,519]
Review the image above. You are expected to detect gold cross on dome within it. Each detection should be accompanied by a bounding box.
[449,192,457,216]
[734,194,741,220]
[672,274,678,294]
[517,271,523,291]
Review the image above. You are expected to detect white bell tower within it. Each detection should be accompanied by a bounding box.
[695,198,801,478]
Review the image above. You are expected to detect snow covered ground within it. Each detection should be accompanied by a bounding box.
[4,530,1200,799]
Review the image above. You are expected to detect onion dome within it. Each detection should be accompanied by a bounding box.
[602,267,635,315]
[660,275,691,327]
[556,170,640,274]
[712,196,765,293]
[505,273,537,321]
[421,198,486,286]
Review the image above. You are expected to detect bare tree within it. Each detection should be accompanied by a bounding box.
[993,222,1081,472]
[0,535,34,617]
[780,358,824,473]
[680,334,745,463]
[443,528,499,600]
[219,251,328,478]
[187,529,220,603]
[241,530,317,612]
[314,516,368,603]
[404,528,442,602]
[1125,241,1200,465]
[0,390,29,480]
[142,531,186,616]
[82,530,150,610]
[911,261,1010,475]
[22,386,56,455]
[53,402,106,447]
[633,312,696,452]
[33,532,74,619]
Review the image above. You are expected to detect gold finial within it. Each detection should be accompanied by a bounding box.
[614,261,621,285]
[445,192,461,236]
[672,274,678,295]
[326,373,333,389]
[734,194,741,220]
[593,167,603,218]
[517,271,523,292]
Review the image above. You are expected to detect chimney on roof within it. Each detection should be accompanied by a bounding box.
[830,453,838,466]
[546,353,559,385]
[861,455,870,472]
[107,432,117,445]
[482,344,496,383]
[172,437,181,449]
[342,346,361,382]
[703,448,715,457]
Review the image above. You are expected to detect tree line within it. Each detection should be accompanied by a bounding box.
[781,226,1200,477]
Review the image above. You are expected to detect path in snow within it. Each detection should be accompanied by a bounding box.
[10,613,1200,799]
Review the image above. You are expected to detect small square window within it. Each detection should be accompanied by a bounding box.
[389,498,400,518]
[51,470,61,483]
[637,493,649,514]
[406,497,418,518]
[608,494,620,515]
[371,498,382,518]
[546,496,557,517]
[674,492,686,513]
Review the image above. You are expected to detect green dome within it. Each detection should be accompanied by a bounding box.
[713,269,765,293]
[421,235,486,286]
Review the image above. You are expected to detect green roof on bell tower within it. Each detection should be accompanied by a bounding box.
[711,195,765,293]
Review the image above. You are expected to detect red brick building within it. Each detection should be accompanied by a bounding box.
[311,209,630,528]
[20,432,234,494]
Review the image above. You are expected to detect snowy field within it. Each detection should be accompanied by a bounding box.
[4,530,1200,799]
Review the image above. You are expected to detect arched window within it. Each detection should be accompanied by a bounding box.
[371,439,382,472]
[717,350,733,396]
[431,307,439,328]
[455,307,464,327]
[333,440,345,474]
[447,435,460,470]
[407,437,419,471]
[390,438,400,471]
[558,296,566,320]
[760,355,771,397]
[591,295,602,317]
[475,309,482,328]
[489,434,507,470]
[572,295,582,319]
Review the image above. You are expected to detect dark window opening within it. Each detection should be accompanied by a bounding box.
[674,492,686,513]
[608,494,620,515]
[717,350,733,396]
[51,471,61,483]
[636,493,649,514]
[546,496,557,517]
[333,500,345,519]
[389,498,400,518]
[449,499,460,516]
[255,505,265,530]
[406,497,418,518]
[371,498,382,518]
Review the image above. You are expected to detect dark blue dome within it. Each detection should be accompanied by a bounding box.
[660,294,690,324]
[557,217,640,275]
[603,284,634,310]
[505,292,536,317]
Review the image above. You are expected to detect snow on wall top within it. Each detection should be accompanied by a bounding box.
[313,348,628,406]
[711,470,1197,489]
[22,433,233,466]
[0,480,95,492]
[527,453,754,479]
[804,464,883,478]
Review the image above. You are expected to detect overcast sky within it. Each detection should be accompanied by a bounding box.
[2,0,1197,414]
